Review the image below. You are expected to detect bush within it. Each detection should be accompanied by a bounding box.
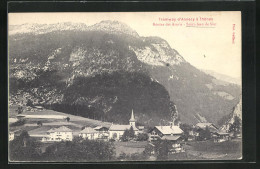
[26,99,33,107]
[136,133,149,141]
[121,127,135,142]
[42,139,116,162]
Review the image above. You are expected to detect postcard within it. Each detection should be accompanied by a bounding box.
[8,12,242,162]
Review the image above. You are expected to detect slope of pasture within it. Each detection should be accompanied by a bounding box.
[9,105,112,128]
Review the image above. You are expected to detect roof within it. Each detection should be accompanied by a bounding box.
[161,135,181,141]
[47,126,72,133]
[16,114,25,117]
[80,127,98,134]
[94,126,109,130]
[109,124,139,131]
[35,106,43,109]
[28,126,53,135]
[154,126,183,135]
[196,123,218,129]
[129,109,136,122]
[216,132,230,135]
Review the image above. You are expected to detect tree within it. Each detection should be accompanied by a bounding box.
[42,139,116,162]
[37,121,43,127]
[16,106,23,114]
[204,126,211,140]
[121,129,130,142]
[154,140,171,160]
[9,131,41,161]
[121,127,135,142]
[136,133,149,141]
[143,144,155,158]
[180,123,192,141]
[229,116,241,137]
[199,126,211,140]
[26,99,33,107]
[66,117,70,122]
[129,126,135,139]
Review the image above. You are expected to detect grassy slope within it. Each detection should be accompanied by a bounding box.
[9,105,112,129]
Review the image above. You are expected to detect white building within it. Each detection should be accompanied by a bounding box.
[109,110,140,140]
[42,126,73,142]
[149,123,183,141]
[9,132,14,141]
[79,127,99,140]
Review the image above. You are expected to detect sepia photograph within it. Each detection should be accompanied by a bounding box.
[8,12,242,162]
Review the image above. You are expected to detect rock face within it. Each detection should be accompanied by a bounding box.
[9,21,241,125]
[220,98,242,131]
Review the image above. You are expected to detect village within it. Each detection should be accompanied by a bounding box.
[9,104,242,160]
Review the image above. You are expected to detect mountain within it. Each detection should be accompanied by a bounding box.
[88,20,139,38]
[202,69,241,86]
[8,21,241,125]
[9,22,89,35]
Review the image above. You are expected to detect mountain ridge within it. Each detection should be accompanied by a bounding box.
[9,21,241,125]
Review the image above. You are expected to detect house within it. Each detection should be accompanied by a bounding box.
[9,129,21,141]
[79,126,110,141]
[109,110,140,140]
[194,123,219,140]
[9,132,14,141]
[213,132,230,142]
[137,126,145,133]
[148,123,185,154]
[34,106,44,110]
[195,123,218,132]
[94,126,110,140]
[79,127,99,140]
[94,126,109,133]
[148,123,183,142]
[42,126,73,142]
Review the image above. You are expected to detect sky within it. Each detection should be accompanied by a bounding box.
[9,12,241,79]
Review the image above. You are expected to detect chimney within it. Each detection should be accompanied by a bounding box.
[170,122,173,128]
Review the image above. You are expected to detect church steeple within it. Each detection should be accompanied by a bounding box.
[129,109,136,127]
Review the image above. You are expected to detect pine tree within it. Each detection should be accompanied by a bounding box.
[129,126,135,139]
[229,116,241,137]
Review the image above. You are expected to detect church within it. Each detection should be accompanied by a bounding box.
[108,110,141,140]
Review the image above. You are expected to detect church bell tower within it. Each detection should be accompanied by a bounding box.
[129,109,136,128]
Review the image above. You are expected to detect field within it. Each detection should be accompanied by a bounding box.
[9,105,112,128]
[168,140,242,160]
[113,140,242,160]
[114,141,148,157]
